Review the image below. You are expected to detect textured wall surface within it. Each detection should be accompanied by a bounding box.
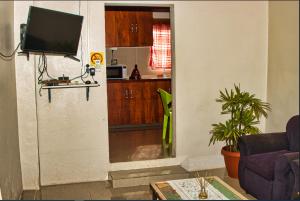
[13,1,40,189]
[174,1,268,158]
[266,1,299,132]
[0,1,23,199]
[14,1,109,187]
[14,1,269,188]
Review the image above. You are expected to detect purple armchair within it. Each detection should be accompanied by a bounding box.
[238,115,299,200]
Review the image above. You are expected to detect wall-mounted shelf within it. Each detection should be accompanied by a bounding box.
[42,83,100,103]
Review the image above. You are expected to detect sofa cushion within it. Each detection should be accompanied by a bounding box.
[246,150,290,180]
[290,158,299,197]
[286,115,299,152]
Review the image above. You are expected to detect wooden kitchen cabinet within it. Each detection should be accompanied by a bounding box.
[143,81,158,124]
[135,11,153,46]
[107,81,127,125]
[105,8,153,47]
[115,11,136,47]
[107,79,171,127]
[107,81,144,125]
[107,81,143,125]
[143,80,171,124]
[126,82,144,125]
[105,10,117,47]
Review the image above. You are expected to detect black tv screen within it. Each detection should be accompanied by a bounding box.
[21,6,83,55]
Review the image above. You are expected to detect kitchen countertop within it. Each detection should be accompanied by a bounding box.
[107,78,171,82]
[107,75,171,82]
[141,75,171,79]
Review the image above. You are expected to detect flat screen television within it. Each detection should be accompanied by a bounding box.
[21,6,83,56]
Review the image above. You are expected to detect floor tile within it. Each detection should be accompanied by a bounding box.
[21,167,256,200]
[22,190,38,200]
[43,182,91,200]
[109,127,173,163]
[223,176,256,200]
[87,181,111,200]
[111,185,152,200]
[189,167,227,179]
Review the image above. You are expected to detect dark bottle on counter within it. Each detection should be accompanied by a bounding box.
[129,64,141,80]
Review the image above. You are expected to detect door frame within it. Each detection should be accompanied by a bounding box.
[104,3,177,162]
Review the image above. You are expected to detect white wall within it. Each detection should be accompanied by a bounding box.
[105,47,172,78]
[0,1,23,199]
[174,1,268,169]
[105,47,156,77]
[14,1,269,188]
[14,1,109,187]
[266,1,299,132]
[14,1,40,189]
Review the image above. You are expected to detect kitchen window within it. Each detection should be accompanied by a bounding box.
[149,23,171,70]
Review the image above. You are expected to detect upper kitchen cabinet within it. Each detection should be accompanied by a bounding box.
[135,11,153,46]
[105,10,118,47]
[115,11,137,47]
[105,7,153,47]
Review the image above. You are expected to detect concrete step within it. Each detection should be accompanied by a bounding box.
[110,185,152,200]
[109,165,189,188]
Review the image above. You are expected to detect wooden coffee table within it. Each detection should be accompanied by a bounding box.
[150,176,248,200]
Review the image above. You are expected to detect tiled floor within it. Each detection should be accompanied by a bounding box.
[22,168,255,200]
[22,181,112,200]
[109,127,173,163]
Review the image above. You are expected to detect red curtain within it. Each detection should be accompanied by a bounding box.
[149,24,171,69]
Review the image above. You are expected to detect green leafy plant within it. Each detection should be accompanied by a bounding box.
[209,84,271,152]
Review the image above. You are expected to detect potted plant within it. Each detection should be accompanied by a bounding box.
[209,84,271,178]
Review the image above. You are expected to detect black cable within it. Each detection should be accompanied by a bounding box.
[78,0,84,69]
[37,55,44,96]
[0,42,20,59]
[33,52,42,200]
[82,73,89,78]
[36,54,45,95]
[80,64,91,82]
[70,63,90,82]
[91,75,98,84]
[37,54,55,81]
[70,70,87,81]
[80,69,86,83]
[37,53,59,96]
[78,0,86,84]
[37,55,45,85]
[70,63,88,81]
[43,54,55,79]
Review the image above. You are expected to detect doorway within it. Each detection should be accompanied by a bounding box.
[105,5,175,163]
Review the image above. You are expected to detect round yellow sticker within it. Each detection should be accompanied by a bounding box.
[90,52,104,66]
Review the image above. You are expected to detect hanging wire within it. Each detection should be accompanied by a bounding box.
[0,42,21,61]
[37,55,44,84]
[69,0,88,83]
[43,54,55,79]
[79,0,84,68]
[36,53,56,95]
[37,54,45,96]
